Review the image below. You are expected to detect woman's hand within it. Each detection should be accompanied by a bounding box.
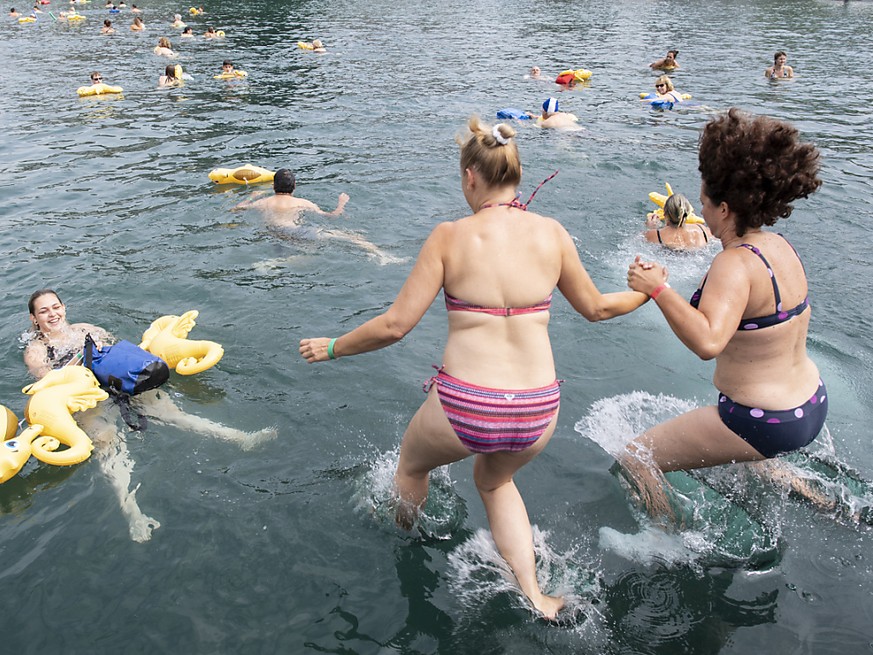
[299,337,333,363]
[627,255,668,295]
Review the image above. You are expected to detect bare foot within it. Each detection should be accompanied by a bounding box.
[239,426,279,451]
[531,592,565,621]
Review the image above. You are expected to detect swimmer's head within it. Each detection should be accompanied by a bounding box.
[173,13,181,19]
[663,193,693,227]
[667,49,678,59]
[165,64,177,77]
[654,74,674,92]
[158,36,171,48]
[312,39,323,49]
[274,169,296,194]
[90,71,103,82]
[222,60,233,70]
[28,289,65,333]
[103,18,111,26]
[182,26,192,34]
[457,116,521,188]
[542,97,559,115]
[774,50,787,64]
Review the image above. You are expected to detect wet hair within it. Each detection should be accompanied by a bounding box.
[667,49,679,57]
[103,19,111,26]
[182,26,192,33]
[698,108,821,236]
[223,60,233,67]
[165,64,177,77]
[28,289,61,315]
[654,74,674,91]
[774,50,787,63]
[457,116,521,188]
[274,168,296,194]
[158,36,171,48]
[664,193,693,227]
[90,70,101,80]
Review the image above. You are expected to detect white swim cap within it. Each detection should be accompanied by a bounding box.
[543,97,559,114]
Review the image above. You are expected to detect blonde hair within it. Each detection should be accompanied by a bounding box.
[158,36,171,48]
[457,116,521,188]
[655,74,674,92]
[664,193,693,227]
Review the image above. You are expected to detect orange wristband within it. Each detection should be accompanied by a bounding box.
[650,283,670,300]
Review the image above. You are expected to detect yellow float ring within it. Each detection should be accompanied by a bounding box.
[213,70,247,80]
[77,83,124,97]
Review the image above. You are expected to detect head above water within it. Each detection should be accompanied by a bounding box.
[273,169,296,194]
[457,116,521,188]
[698,108,821,236]
[663,193,693,227]
[165,64,177,77]
[542,97,559,115]
[158,36,171,48]
[667,49,679,59]
[28,289,61,316]
[654,74,674,91]
[774,50,787,64]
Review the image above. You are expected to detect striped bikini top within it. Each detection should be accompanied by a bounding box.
[444,292,552,316]
[690,241,809,331]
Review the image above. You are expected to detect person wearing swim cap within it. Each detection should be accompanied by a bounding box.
[538,97,579,129]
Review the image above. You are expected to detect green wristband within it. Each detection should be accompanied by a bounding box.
[327,338,337,360]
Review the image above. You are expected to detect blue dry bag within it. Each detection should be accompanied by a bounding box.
[84,334,170,396]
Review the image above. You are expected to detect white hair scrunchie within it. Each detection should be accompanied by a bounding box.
[492,124,509,146]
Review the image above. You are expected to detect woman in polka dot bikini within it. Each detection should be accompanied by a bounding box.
[624,108,826,512]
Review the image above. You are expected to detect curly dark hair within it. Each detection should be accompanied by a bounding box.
[698,108,822,236]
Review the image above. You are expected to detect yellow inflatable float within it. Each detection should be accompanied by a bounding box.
[18,16,37,23]
[214,70,247,80]
[140,310,224,375]
[647,182,704,225]
[556,68,592,84]
[77,83,124,97]
[22,367,109,467]
[189,6,201,15]
[67,13,86,21]
[208,164,274,185]
[0,405,46,484]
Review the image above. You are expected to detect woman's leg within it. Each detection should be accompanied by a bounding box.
[81,410,160,542]
[473,415,563,619]
[620,405,766,517]
[393,389,472,528]
[137,390,277,450]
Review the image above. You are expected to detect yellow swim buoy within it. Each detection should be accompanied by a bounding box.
[140,310,224,375]
[77,83,124,97]
[213,70,247,80]
[648,182,704,224]
[18,16,37,23]
[208,164,274,185]
[22,367,109,467]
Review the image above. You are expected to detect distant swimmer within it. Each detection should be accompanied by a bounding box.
[130,15,145,30]
[299,39,326,53]
[650,49,680,70]
[644,193,711,250]
[527,65,541,79]
[204,26,219,38]
[765,51,794,79]
[158,63,182,87]
[181,26,193,37]
[101,18,115,34]
[170,13,186,28]
[9,7,19,17]
[538,97,580,129]
[648,74,686,104]
[232,169,396,263]
[130,3,141,12]
[153,36,177,57]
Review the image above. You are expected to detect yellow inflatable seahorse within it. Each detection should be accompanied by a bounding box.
[0,405,50,483]
[140,310,224,375]
[208,164,273,185]
[647,182,704,224]
[22,367,109,467]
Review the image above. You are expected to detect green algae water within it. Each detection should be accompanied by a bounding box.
[2,0,873,652]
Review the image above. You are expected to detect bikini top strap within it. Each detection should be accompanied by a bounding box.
[736,243,782,309]
[516,169,559,210]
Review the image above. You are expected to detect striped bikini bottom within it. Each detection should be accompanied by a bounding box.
[424,367,561,454]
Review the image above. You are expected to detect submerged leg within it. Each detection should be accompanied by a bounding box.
[81,411,160,542]
[319,228,405,265]
[138,390,277,450]
[393,390,470,529]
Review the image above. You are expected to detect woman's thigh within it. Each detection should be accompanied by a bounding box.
[633,405,766,471]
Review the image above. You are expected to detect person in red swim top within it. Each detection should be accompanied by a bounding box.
[300,116,647,620]
[626,108,826,515]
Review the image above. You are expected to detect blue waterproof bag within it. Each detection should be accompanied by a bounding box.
[84,334,170,396]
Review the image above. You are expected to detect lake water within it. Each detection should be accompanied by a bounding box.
[2,0,872,653]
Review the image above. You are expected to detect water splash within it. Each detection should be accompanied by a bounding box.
[351,448,467,540]
[447,527,604,629]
